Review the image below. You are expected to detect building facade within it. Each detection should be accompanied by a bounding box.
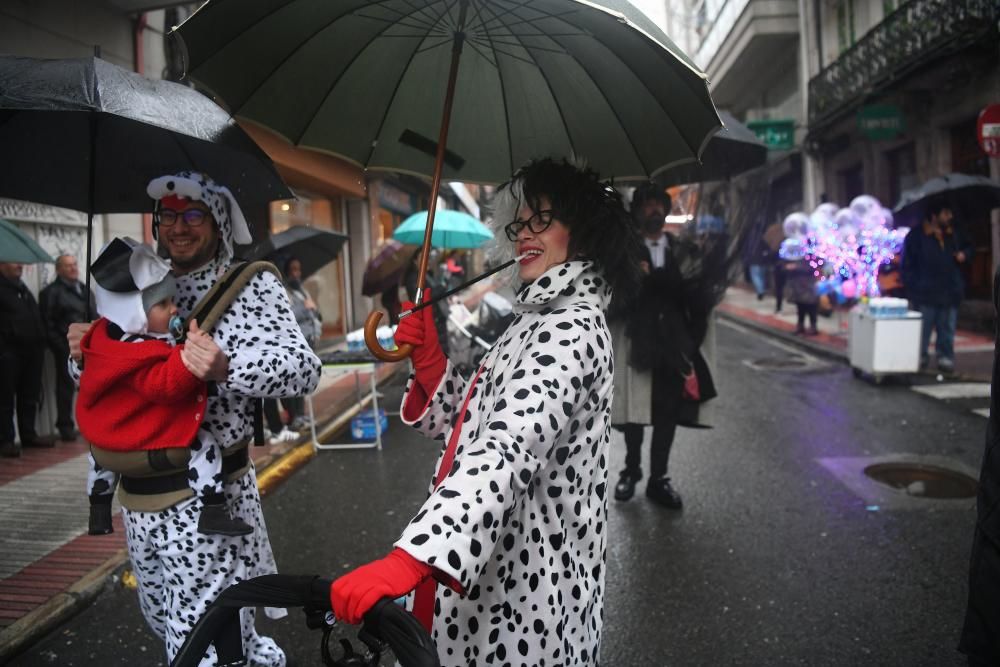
[804,0,1000,308]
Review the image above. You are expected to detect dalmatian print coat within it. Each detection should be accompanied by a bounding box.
[397,260,614,667]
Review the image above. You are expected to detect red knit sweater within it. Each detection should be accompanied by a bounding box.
[76,318,207,451]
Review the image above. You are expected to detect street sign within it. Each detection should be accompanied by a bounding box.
[746,119,795,150]
[858,105,904,140]
[977,104,1000,157]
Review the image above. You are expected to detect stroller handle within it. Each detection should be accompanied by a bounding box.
[169,574,439,667]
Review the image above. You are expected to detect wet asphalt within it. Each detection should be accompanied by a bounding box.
[10,320,988,666]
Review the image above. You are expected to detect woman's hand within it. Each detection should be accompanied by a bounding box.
[395,290,445,373]
[331,548,431,624]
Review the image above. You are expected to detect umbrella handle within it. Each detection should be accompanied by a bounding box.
[364,311,413,362]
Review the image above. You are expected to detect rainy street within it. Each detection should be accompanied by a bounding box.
[12,320,984,667]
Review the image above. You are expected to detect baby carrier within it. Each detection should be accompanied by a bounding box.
[88,260,281,511]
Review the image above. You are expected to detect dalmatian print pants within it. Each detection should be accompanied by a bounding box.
[123,468,286,666]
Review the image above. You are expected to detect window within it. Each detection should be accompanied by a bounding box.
[837,0,856,53]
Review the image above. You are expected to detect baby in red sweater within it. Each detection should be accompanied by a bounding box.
[78,238,251,537]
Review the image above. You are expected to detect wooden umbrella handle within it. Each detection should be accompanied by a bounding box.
[364,311,413,362]
[363,3,467,364]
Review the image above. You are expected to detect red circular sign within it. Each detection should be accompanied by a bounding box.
[978,104,1000,157]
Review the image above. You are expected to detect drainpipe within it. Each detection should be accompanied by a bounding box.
[133,13,154,243]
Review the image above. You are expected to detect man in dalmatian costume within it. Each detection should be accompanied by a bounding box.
[69,171,320,666]
[330,159,644,666]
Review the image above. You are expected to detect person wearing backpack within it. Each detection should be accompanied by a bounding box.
[68,171,320,667]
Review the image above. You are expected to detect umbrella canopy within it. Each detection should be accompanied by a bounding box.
[174,0,721,184]
[0,55,292,215]
[655,111,768,186]
[361,239,419,297]
[893,172,1000,226]
[394,210,493,249]
[245,226,348,281]
[0,218,55,264]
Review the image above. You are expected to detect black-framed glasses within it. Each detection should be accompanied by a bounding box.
[504,209,555,241]
[155,208,210,228]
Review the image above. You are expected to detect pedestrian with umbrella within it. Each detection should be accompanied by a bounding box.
[330,158,644,664]
[0,221,57,457]
[901,195,974,373]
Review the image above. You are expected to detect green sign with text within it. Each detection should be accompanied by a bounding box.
[746,119,795,150]
[858,105,904,140]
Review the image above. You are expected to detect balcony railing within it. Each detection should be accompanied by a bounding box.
[808,0,1000,128]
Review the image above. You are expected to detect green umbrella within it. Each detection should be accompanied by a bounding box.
[395,210,493,249]
[0,218,54,263]
[176,0,721,360]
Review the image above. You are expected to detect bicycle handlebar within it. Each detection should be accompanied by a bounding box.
[169,574,439,667]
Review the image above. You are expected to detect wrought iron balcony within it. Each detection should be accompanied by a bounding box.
[808,0,1000,129]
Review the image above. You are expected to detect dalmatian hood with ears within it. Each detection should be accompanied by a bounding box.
[147,171,253,266]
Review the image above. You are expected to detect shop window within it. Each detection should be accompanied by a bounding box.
[886,143,917,210]
[840,163,864,203]
[268,190,347,337]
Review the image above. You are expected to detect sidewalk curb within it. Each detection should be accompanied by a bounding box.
[0,548,127,661]
[716,310,849,365]
[0,366,402,662]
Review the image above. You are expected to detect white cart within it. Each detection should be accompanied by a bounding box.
[848,306,922,383]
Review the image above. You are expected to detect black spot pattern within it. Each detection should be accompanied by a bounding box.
[397,261,614,665]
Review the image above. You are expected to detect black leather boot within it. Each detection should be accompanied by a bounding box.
[614,468,643,501]
[646,476,683,509]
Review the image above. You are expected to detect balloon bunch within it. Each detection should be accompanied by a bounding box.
[779,195,909,303]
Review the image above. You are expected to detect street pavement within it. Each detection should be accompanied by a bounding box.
[8,316,990,666]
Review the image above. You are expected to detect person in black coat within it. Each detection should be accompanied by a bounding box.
[610,184,717,509]
[39,254,94,441]
[0,262,55,457]
[959,265,1000,664]
[901,197,973,373]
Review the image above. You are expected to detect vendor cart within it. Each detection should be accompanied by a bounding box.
[848,302,922,383]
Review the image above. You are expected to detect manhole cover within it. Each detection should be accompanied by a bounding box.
[864,463,978,499]
[744,356,810,371]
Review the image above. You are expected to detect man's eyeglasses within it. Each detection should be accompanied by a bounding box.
[504,209,555,241]
[155,208,210,228]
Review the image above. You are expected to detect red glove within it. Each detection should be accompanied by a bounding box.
[395,290,446,396]
[331,548,431,624]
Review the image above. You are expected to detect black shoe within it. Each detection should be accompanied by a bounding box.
[198,503,254,536]
[58,428,78,442]
[21,434,56,448]
[88,502,114,535]
[0,441,21,458]
[614,469,643,501]
[646,477,683,509]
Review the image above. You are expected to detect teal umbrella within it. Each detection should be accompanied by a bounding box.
[394,210,492,249]
[0,218,54,263]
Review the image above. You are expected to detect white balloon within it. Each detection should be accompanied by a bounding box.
[834,208,859,240]
[850,194,881,219]
[782,212,810,239]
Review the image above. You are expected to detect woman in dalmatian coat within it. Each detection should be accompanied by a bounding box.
[69,172,321,666]
[331,159,644,666]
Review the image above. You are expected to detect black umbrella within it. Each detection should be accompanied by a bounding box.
[0,55,292,314]
[893,172,1000,226]
[655,111,768,186]
[245,226,349,281]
